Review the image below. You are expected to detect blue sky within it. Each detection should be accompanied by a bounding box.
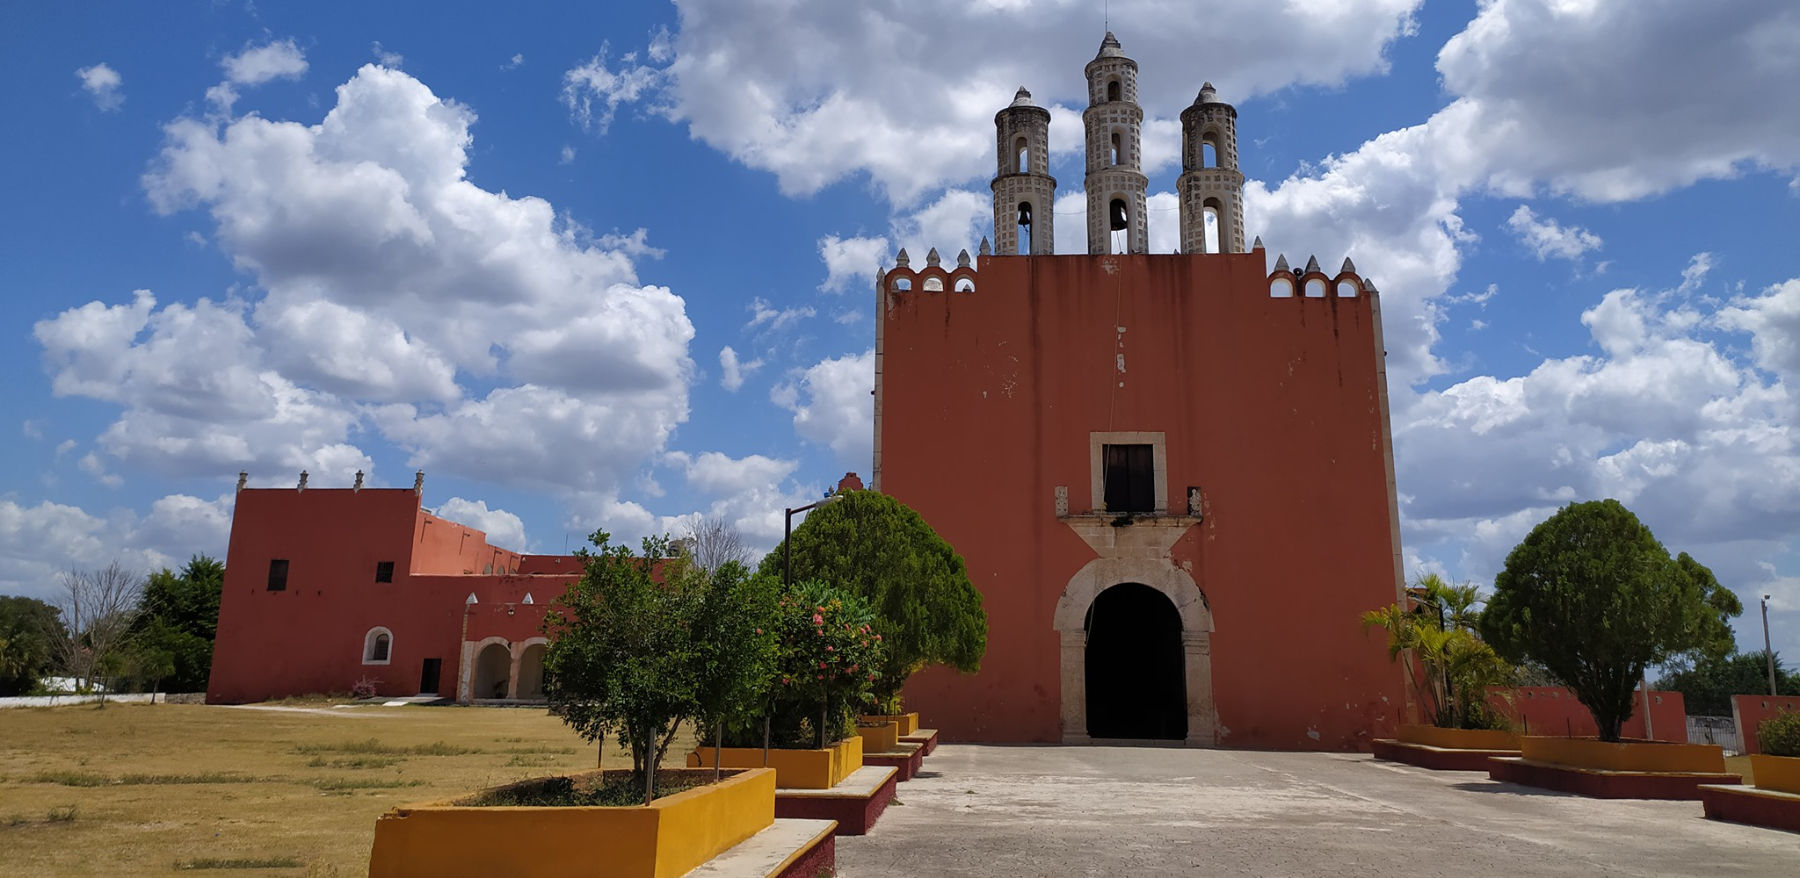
[3,1,1798,661]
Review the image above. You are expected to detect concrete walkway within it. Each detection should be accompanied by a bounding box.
[835,745,1798,876]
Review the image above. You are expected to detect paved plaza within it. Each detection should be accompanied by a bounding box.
[835,745,1797,877]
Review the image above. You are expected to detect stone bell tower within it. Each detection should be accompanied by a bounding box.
[991,88,1057,256]
[1083,32,1148,255]
[1178,82,1246,254]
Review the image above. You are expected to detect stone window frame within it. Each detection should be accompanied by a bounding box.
[363,626,394,665]
[1088,431,1167,515]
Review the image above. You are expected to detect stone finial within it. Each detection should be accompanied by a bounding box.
[297,470,308,492]
[1197,82,1219,104]
[956,249,971,268]
[926,247,941,268]
[353,469,365,491]
[1273,254,1291,273]
[894,248,910,268]
[236,471,247,492]
[875,267,886,287]
[1303,255,1321,275]
[465,592,479,606]
[522,593,534,605]
[1364,278,1379,294]
[413,470,425,494]
[978,237,991,257]
[1251,236,1264,251]
[1010,87,1036,108]
[1341,257,1357,275]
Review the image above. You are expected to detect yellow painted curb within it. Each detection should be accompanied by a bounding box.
[861,713,920,736]
[368,767,775,878]
[1520,737,1726,773]
[1397,724,1519,751]
[1750,754,1800,794]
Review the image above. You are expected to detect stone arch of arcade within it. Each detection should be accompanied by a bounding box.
[457,635,550,703]
[1053,557,1216,746]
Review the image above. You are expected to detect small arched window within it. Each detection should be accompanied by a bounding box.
[1015,137,1029,174]
[1107,79,1121,102]
[1110,132,1122,166]
[1202,140,1219,168]
[363,627,393,665]
[923,277,945,292]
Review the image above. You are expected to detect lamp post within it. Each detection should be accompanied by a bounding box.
[1765,595,1778,696]
[783,495,840,585]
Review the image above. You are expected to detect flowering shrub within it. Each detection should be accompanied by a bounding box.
[759,580,885,748]
[350,676,381,699]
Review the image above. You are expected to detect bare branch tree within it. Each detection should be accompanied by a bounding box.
[683,515,751,574]
[46,562,142,695]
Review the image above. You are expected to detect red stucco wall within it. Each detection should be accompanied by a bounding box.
[1733,694,1800,754]
[1496,686,1687,742]
[879,251,1406,749]
[206,488,577,703]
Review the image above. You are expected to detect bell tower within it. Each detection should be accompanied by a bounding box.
[991,87,1056,256]
[1178,83,1246,254]
[1083,32,1148,255]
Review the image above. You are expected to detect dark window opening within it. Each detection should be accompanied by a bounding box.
[370,633,391,662]
[1016,201,1033,254]
[267,559,289,591]
[1107,79,1121,102]
[375,561,394,583]
[1109,198,1129,232]
[1085,583,1186,739]
[1103,444,1155,513]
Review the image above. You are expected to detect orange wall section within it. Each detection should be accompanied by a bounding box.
[878,251,1406,749]
[207,487,578,703]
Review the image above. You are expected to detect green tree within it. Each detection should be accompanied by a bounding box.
[129,556,225,692]
[0,596,64,696]
[1362,574,1514,730]
[1654,651,1800,716]
[689,561,781,779]
[1480,499,1736,742]
[760,490,986,711]
[770,580,885,748]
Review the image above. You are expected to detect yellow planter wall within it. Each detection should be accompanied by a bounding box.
[368,767,775,878]
[1519,737,1726,773]
[857,721,901,753]
[1750,754,1800,794]
[688,747,835,789]
[1396,724,1518,751]
[861,713,919,736]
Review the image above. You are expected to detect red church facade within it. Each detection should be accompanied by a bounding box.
[206,478,581,705]
[875,36,1408,749]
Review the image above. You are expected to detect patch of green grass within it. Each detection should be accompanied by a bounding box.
[304,755,403,770]
[174,856,303,870]
[29,771,259,787]
[308,777,423,792]
[293,738,479,757]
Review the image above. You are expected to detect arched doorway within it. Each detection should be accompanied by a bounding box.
[1084,583,1187,740]
[515,642,547,700]
[473,642,511,700]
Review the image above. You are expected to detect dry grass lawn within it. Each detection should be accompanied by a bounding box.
[0,700,643,876]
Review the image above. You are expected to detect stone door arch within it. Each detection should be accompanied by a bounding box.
[1053,557,1216,746]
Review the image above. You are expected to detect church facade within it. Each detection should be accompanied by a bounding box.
[875,34,1407,749]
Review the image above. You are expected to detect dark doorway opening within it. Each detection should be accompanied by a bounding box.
[1085,583,1186,740]
[418,658,441,695]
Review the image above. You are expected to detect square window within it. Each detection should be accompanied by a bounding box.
[1103,444,1156,513]
[375,561,395,583]
[267,559,289,592]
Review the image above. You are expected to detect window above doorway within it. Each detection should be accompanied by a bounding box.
[375,561,395,583]
[1087,431,1167,515]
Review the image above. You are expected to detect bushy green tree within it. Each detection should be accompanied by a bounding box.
[1655,651,1800,716]
[127,556,225,692]
[0,596,63,696]
[1363,574,1514,730]
[690,561,781,779]
[1480,500,1736,742]
[544,533,781,803]
[761,490,985,711]
[1760,710,1800,757]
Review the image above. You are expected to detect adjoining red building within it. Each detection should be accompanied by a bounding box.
[206,473,583,705]
[875,34,1408,749]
